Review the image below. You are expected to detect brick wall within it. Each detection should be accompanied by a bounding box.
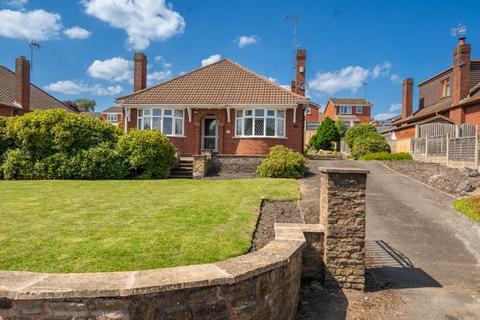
[305,104,321,122]
[0,105,14,117]
[99,113,123,126]
[464,103,480,125]
[394,126,416,139]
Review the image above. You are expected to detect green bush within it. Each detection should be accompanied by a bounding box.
[345,123,377,149]
[335,119,347,138]
[309,117,340,151]
[2,149,36,180]
[0,117,12,162]
[351,132,391,159]
[6,109,121,158]
[257,145,307,178]
[360,152,412,161]
[117,129,175,179]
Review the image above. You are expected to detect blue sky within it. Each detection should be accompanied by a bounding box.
[0,0,479,118]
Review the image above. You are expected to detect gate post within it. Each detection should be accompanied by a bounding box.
[446,134,450,167]
[319,167,369,290]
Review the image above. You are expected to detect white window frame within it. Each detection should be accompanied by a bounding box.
[339,106,352,114]
[235,108,286,138]
[107,114,118,122]
[137,108,184,137]
[355,106,363,114]
[441,79,451,97]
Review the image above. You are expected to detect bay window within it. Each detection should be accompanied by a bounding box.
[235,108,285,138]
[137,108,184,136]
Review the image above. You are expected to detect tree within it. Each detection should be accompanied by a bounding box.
[75,99,96,112]
[344,123,377,149]
[335,119,347,138]
[309,117,340,151]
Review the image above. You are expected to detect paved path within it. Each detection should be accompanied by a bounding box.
[299,159,480,319]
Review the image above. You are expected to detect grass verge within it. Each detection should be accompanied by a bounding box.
[0,179,299,273]
[453,196,480,223]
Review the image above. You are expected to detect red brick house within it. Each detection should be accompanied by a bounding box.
[116,52,308,155]
[392,37,480,138]
[100,106,123,126]
[321,98,372,127]
[0,56,75,116]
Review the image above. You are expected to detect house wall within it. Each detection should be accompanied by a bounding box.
[305,104,321,122]
[133,106,305,156]
[464,103,480,125]
[323,101,336,119]
[395,126,416,139]
[100,113,123,126]
[322,101,371,123]
[0,105,14,116]
[352,106,371,123]
[418,70,453,109]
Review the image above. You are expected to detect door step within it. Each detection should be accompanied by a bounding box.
[169,157,193,179]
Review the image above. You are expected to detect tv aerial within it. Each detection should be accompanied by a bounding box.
[451,23,467,39]
[29,40,41,70]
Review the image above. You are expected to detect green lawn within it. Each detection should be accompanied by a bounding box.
[0,179,299,273]
[453,196,480,223]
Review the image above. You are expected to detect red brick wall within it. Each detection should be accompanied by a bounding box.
[305,104,321,122]
[449,106,466,124]
[395,127,416,139]
[0,105,14,117]
[128,106,305,155]
[323,101,336,119]
[464,103,480,125]
[100,113,123,126]
[352,106,371,123]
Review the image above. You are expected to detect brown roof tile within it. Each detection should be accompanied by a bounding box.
[394,98,452,125]
[0,66,76,112]
[117,59,308,105]
[329,98,372,106]
[102,106,123,113]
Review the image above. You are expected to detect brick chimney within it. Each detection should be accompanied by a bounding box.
[293,48,306,96]
[15,56,30,112]
[452,37,471,105]
[133,52,147,92]
[401,78,413,120]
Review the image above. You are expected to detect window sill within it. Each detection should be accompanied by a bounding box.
[166,135,186,138]
[233,136,287,139]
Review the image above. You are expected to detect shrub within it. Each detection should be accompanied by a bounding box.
[345,123,377,149]
[309,117,340,151]
[335,119,347,138]
[257,145,307,178]
[351,132,391,159]
[6,109,121,158]
[2,149,36,180]
[0,117,12,162]
[117,129,175,179]
[360,152,412,161]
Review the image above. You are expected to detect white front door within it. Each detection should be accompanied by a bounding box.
[202,117,218,152]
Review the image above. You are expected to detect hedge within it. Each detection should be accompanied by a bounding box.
[351,132,391,159]
[257,145,307,178]
[360,152,412,161]
[345,123,377,149]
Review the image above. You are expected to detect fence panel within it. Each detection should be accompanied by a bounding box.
[419,123,455,138]
[411,138,426,155]
[427,136,447,157]
[396,139,411,153]
[449,136,476,161]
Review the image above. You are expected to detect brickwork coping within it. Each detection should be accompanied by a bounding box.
[0,224,323,301]
[319,166,369,290]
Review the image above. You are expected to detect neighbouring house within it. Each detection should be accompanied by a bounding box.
[321,98,372,127]
[99,106,123,126]
[116,51,309,155]
[374,115,401,134]
[391,37,480,139]
[0,56,76,116]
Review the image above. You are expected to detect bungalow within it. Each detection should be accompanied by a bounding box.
[391,37,480,139]
[321,98,372,127]
[116,51,309,155]
[0,56,76,116]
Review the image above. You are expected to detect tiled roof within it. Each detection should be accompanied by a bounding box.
[102,106,123,113]
[329,98,372,106]
[117,59,308,105]
[0,66,75,112]
[394,98,452,125]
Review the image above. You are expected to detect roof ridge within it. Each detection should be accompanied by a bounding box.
[116,58,230,102]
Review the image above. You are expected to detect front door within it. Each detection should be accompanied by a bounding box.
[202,117,218,152]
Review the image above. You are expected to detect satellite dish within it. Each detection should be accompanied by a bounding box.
[298,81,308,91]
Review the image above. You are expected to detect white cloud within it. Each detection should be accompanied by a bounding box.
[236,35,260,48]
[87,57,132,81]
[309,66,369,95]
[64,26,91,39]
[372,61,391,79]
[82,0,185,50]
[374,103,402,120]
[4,0,27,9]
[147,70,172,85]
[154,55,172,68]
[0,9,61,40]
[45,80,123,96]
[390,74,402,84]
[201,54,221,67]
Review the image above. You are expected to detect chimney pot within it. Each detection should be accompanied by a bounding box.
[133,52,147,92]
[15,56,30,112]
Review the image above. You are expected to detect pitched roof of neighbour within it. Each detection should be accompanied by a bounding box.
[329,98,372,106]
[102,106,123,113]
[393,98,453,126]
[117,59,308,105]
[387,114,456,133]
[0,66,76,112]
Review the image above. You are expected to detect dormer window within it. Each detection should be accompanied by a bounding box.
[441,79,451,97]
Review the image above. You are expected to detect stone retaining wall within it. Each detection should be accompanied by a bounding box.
[210,155,265,176]
[0,224,323,320]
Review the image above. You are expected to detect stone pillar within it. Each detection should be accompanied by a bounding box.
[193,155,207,179]
[319,167,369,290]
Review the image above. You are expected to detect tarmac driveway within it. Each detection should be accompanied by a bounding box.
[298,159,480,319]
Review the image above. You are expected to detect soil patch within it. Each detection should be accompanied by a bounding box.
[385,160,480,198]
[250,200,303,251]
